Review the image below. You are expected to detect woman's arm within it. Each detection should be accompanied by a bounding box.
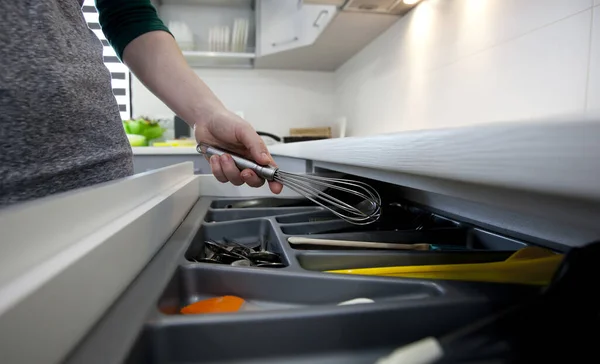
[94,0,282,193]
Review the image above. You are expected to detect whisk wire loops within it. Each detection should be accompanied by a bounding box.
[198,144,382,225]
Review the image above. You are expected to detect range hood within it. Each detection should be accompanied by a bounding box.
[305,0,417,16]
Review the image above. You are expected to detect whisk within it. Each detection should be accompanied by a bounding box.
[197,143,382,225]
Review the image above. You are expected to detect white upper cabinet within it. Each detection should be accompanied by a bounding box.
[299,3,337,49]
[151,0,414,71]
[256,0,304,56]
[256,0,336,57]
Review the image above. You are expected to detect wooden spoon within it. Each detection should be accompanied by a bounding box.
[287,237,431,250]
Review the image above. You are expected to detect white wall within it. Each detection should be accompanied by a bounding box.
[335,0,599,136]
[131,69,335,137]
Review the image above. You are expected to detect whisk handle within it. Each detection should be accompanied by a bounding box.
[197,143,277,181]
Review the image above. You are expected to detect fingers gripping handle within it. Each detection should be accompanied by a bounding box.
[196,143,277,181]
[199,144,258,171]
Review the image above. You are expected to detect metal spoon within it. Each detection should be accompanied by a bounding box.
[255,261,286,268]
[205,239,250,263]
[219,252,246,264]
[231,259,253,267]
[192,257,224,264]
[247,235,282,263]
[204,239,231,254]
[223,237,258,254]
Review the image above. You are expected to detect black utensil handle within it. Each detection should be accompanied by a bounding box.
[257,131,282,142]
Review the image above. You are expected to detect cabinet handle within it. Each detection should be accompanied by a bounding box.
[272,37,299,47]
[313,10,329,27]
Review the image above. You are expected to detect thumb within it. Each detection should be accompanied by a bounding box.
[237,124,274,166]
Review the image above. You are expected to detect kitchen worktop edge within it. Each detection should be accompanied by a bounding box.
[266,113,600,202]
[131,147,199,155]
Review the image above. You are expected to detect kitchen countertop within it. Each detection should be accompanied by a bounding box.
[131,146,198,155]
[132,113,600,202]
[131,145,304,156]
[265,114,600,203]
[130,145,310,159]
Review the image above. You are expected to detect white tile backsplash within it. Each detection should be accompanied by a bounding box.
[423,11,590,129]
[132,69,335,137]
[335,0,595,136]
[337,0,592,85]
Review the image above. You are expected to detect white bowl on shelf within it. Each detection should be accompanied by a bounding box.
[169,21,195,51]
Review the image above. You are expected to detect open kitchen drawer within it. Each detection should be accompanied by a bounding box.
[118,194,551,364]
[55,154,597,364]
[1,171,595,364]
[63,169,579,364]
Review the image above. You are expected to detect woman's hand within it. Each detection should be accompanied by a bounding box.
[194,109,283,194]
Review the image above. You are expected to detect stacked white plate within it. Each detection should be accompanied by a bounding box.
[208,18,248,53]
[208,26,230,52]
[231,18,249,53]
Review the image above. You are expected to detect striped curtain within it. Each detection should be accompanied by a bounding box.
[81,0,132,121]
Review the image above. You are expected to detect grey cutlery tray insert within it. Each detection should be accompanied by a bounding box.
[107,194,555,364]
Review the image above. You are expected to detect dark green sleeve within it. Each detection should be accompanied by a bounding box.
[95,0,173,60]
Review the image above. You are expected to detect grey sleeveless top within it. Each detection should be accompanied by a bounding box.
[0,0,134,207]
